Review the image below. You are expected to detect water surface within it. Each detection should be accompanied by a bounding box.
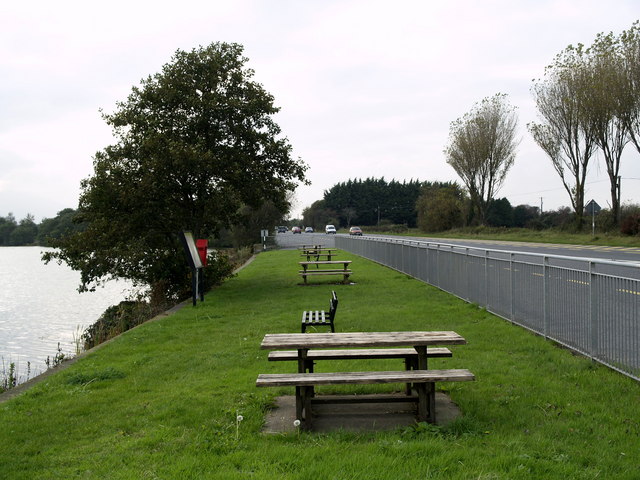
[0,247,131,381]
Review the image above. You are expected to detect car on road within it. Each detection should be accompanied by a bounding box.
[349,226,363,236]
[325,225,337,234]
[276,226,288,233]
[292,226,302,234]
[304,227,314,233]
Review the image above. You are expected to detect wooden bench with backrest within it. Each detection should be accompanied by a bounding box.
[301,291,338,333]
[256,368,475,428]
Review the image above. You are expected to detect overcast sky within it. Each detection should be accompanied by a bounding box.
[2,0,640,222]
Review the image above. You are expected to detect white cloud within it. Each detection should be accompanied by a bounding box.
[1,0,639,221]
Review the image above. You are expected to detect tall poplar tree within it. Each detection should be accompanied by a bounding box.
[444,94,519,225]
[529,45,597,230]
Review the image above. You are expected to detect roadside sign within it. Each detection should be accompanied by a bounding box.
[585,200,601,216]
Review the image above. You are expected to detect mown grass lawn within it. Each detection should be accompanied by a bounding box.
[1,249,639,479]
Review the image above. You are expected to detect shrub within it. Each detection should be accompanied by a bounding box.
[620,213,640,236]
[619,203,640,236]
[82,301,152,349]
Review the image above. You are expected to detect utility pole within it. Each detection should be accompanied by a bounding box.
[540,197,543,215]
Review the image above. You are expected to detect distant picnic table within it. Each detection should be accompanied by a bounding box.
[298,260,352,284]
[301,250,338,261]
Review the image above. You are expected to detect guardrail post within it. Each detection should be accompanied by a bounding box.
[510,252,515,323]
[589,261,597,361]
[543,256,549,339]
[465,248,470,302]
[484,250,489,308]
[436,244,440,287]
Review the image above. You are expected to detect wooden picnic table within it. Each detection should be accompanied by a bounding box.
[298,260,352,284]
[298,245,329,251]
[300,251,338,261]
[299,260,350,271]
[257,331,472,427]
[300,247,336,255]
[261,331,466,371]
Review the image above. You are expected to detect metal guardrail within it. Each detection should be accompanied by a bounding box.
[336,235,640,381]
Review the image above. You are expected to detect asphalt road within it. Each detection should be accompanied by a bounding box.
[383,235,640,264]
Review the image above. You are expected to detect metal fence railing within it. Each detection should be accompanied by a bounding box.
[336,235,640,381]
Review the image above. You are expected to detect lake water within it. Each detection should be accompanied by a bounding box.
[0,247,132,382]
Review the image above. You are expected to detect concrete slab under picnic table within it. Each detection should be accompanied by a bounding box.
[262,392,462,433]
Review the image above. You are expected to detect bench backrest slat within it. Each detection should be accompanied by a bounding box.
[329,291,338,320]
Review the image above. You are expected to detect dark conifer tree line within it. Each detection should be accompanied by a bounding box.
[0,209,82,246]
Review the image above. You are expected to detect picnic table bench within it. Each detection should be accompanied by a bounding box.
[299,260,352,284]
[268,347,453,372]
[257,331,474,429]
[256,369,474,428]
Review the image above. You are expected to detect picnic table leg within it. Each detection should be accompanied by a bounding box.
[295,386,304,424]
[427,383,436,423]
[414,346,435,422]
[297,348,308,373]
[416,384,428,422]
[303,385,313,429]
[295,348,313,428]
[415,346,428,370]
[404,357,413,395]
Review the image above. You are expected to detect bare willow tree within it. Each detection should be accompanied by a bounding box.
[620,21,640,153]
[444,93,519,225]
[528,45,598,230]
[584,32,631,224]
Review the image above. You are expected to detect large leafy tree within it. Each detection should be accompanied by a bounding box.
[45,42,307,301]
[445,93,519,225]
[38,208,83,245]
[415,182,467,232]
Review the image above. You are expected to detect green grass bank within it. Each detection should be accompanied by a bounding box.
[1,249,639,479]
[374,226,640,248]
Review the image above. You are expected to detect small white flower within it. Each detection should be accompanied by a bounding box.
[293,419,301,427]
[237,415,244,422]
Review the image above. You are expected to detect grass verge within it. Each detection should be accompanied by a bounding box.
[373,227,640,248]
[1,249,639,479]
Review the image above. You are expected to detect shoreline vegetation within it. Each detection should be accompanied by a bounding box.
[0,247,254,395]
[1,249,639,478]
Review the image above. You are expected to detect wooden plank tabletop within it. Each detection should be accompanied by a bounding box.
[299,260,351,265]
[260,331,466,350]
